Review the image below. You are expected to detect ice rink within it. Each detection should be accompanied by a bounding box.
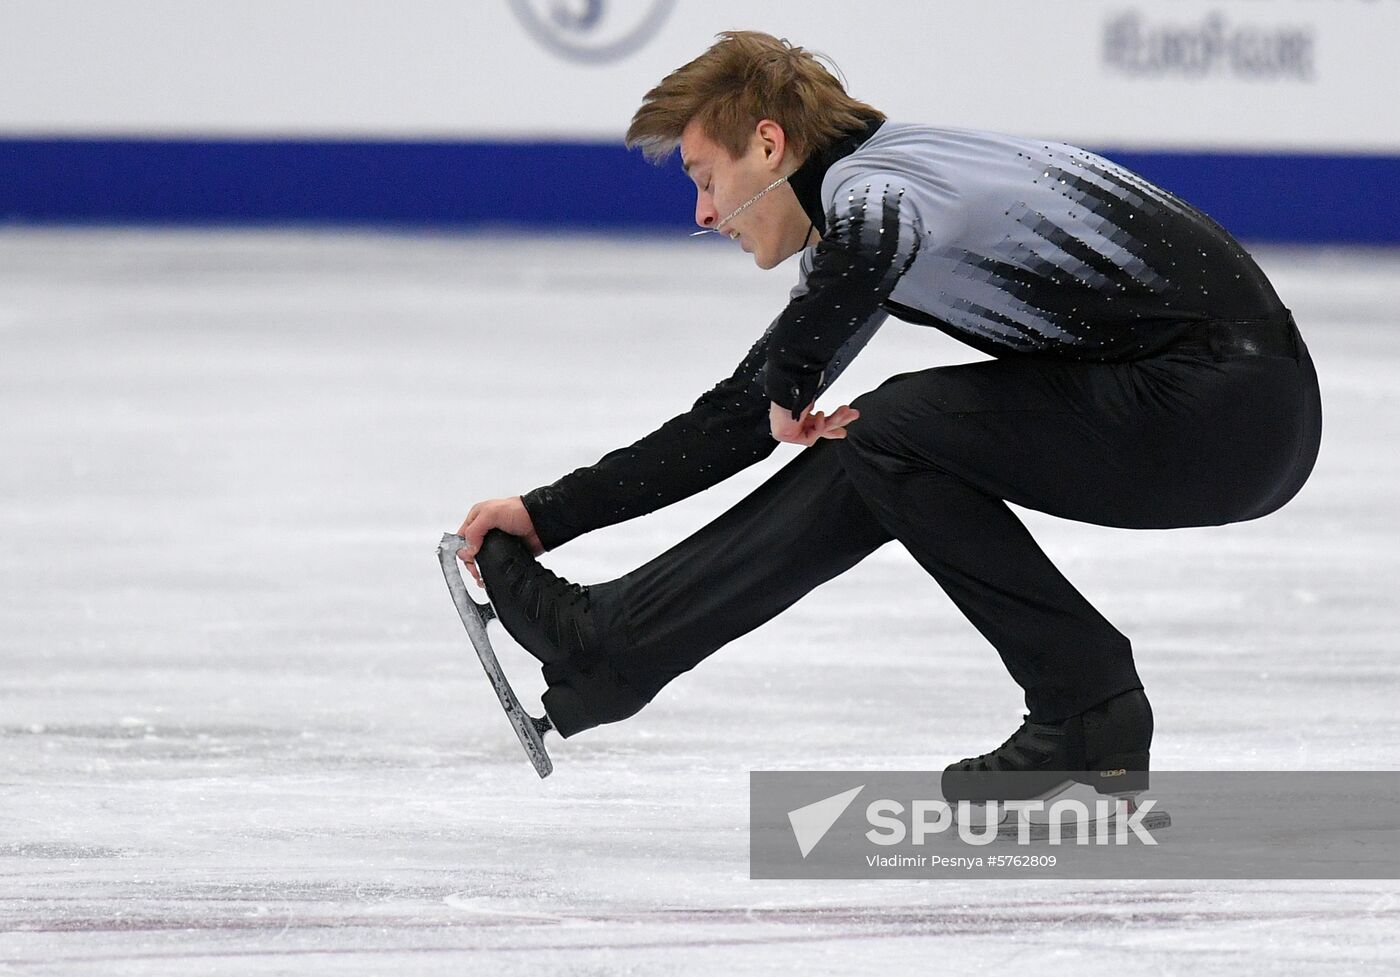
[2,229,1397,974]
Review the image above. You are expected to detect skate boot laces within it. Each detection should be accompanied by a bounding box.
[954,716,1069,772]
[549,577,590,613]
[504,556,590,611]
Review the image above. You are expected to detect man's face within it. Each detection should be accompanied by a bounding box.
[680,118,813,270]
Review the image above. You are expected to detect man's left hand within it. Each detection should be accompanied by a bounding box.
[769,401,861,446]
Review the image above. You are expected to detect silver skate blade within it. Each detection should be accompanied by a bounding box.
[994,805,1172,842]
[438,533,552,779]
[950,782,1172,842]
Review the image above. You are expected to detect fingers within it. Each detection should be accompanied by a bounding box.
[771,403,863,445]
[458,529,484,590]
[456,502,514,589]
[457,502,482,536]
[774,409,830,447]
[823,408,853,439]
[455,532,483,587]
[830,405,859,426]
[457,514,484,566]
[813,405,860,442]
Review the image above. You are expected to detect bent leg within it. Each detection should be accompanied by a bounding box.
[836,406,1141,722]
[833,347,1318,721]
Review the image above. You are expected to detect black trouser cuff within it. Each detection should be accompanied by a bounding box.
[540,658,650,738]
[1026,681,1145,724]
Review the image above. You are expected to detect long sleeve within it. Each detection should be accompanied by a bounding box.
[519,331,779,552]
[519,257,890,552]
[765,177,922,419]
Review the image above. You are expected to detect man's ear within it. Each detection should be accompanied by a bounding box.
[754,118,788,168]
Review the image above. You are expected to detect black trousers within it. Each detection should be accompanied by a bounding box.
[559,315,1322,735]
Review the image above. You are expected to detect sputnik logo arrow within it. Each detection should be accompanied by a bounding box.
[787,785,864,858]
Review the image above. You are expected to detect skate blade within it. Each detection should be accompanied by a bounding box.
[955,783,1171,841]
[992,804,1172,841]
[438,533,554,778]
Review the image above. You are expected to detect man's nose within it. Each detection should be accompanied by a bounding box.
[695,195,718,230]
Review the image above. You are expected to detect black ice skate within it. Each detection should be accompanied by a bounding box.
[941,689,1170,839]
[470,529,649,745]
[437,532,554,778]
[474,528,597,666]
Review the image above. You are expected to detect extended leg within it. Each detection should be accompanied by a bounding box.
[590,436,893,710]
[478,438,893,737]
[486,437,891,736]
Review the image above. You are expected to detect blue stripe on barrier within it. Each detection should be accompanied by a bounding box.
[1,137,1395,243]
[1101,148,1398,245]
[0,138,690,230]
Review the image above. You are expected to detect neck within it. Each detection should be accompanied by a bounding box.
[786,117,886,235]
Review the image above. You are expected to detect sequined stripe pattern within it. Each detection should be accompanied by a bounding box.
[764,181,920,417]
[914,144,1268,360]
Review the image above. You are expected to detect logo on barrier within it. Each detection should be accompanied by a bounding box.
[1102,11,1315,81]
[509,0,676,64]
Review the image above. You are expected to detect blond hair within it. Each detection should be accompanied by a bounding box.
[626,30,884,164]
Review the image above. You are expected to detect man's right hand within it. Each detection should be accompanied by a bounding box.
[456,496,543,589]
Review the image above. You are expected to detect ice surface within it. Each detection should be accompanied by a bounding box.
[1,229,1397,974]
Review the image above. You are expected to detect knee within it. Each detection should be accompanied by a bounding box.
[840,373,967,484]
[845,379,914,454]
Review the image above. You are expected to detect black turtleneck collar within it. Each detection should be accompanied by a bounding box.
[787,117,885,236]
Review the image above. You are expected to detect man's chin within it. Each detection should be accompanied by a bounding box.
[754,247,800,271]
